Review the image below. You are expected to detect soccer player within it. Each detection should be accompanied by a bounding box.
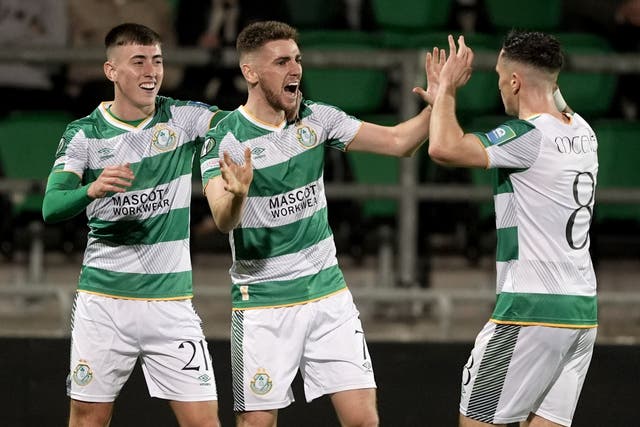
[42,23,225,427]
[200,20,436,427]
[427,32,598,427]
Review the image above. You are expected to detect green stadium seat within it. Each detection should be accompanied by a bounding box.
[592,119,640,223]
[345,113,399,222]
[299,30,388,115]
[283,0,344,29]
[371,0,453,32]
[0,110,73,216]
[0,110,76,269]
[556,33,618,118]
[485,0,563,31]
[346,151,399,220]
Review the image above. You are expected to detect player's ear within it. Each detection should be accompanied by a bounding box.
[511,72,521,95]
[104,61,116,82]
[241,62,258,85]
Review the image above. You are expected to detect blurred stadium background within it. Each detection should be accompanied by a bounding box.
[1,0,639,425]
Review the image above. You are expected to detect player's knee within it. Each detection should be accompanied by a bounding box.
[340,411,379,427]
[360,413,380,427]
[69,400,113,427]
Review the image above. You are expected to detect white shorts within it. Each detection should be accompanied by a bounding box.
[68,292,218,402]
[231,289,376,411]
[460,322,597,426]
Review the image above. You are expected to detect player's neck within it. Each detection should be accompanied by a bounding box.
[518,90,564,121]
[244,95,285,126]
[109,99,155,122]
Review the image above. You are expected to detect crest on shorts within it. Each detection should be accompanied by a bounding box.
[72,360,93,386]
[249,368,273,395]
[295,125,318,148]
[152,124,177,152]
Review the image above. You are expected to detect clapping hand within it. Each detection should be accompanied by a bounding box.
[220,148,253,197]
[88,163,134,199]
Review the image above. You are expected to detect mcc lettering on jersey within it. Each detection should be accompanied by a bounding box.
[553,132,597,154]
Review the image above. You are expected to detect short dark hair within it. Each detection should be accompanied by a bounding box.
[502,30,563,73]
[105,23,162,50]
[236,21,298,55]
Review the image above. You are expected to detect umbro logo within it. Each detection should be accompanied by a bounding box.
[97,147,115,160]
[251,147,266,159]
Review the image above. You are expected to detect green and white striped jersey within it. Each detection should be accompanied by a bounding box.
[52,96,223,299]
[474,112,598,328]
[201,100,362,309]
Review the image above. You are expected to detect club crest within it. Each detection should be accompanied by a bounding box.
[295,125,318,148]
[152,124,177,152]
[249,368,273,395]
[72,360,93,386]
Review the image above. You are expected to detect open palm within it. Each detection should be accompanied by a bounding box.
[220,148,253,197]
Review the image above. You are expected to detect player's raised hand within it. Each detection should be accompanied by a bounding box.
[439,35,474,91]
[88,163,135,198]
[413,46,446,106]
[220,148,253,197]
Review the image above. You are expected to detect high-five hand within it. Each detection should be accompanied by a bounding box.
[413,45,446,105]
[438,35,474,91]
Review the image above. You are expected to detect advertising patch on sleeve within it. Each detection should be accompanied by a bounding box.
[485,125,516,145]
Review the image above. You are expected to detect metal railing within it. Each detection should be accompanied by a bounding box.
[2,283,639,343]
[1,45,640,298]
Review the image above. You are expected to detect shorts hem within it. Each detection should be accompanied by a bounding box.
[491,416,528,424]
[68,392,117,403]
[235,398,293,412]
[306,382,377,403]
[150,392,218,402]
[460,407,526,425]
[534,409,571,426]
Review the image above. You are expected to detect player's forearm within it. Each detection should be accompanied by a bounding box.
[428,87,465,165]
[42,172,93,223]
[393,105,432,157]
[209,192,246,234]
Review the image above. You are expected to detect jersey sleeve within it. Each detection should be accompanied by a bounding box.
[178,100,224,140]
[200,126,225,185]
[472,119,543,169]
[42,172,93,223]
[43,123,92,222]
[51,123,88,179]
[309,102,362,151]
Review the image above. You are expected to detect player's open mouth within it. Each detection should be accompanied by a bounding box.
[140,82,156,91]
[284,83,299,95]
